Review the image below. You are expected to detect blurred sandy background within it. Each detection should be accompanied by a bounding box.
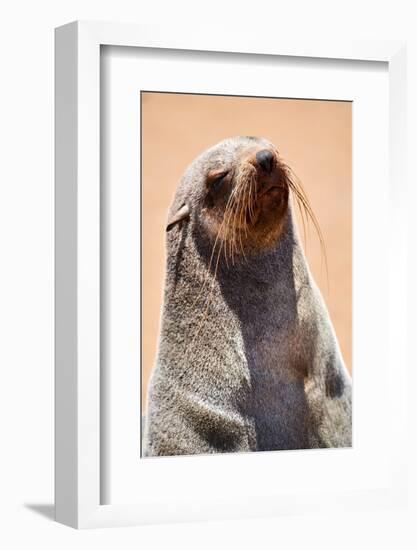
[141,92,352,411]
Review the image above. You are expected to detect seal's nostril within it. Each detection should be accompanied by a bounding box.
[256,149,274,173]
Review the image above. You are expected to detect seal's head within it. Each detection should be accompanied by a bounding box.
[167,136,318,262]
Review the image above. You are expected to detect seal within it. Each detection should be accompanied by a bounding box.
[143,136,352,456]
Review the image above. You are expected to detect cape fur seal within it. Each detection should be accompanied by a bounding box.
[143,136,352,456]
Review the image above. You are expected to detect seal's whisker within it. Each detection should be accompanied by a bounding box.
[230,202,238,265]
[292,184,308,251]
[221,185,238,265]
[225,197,237,265]
[230,162,256,262]
[249,163,258,222]
[192,183,240,307]
[242,177,251,237]
[230,181,243,264]
[242,184,253,262]
[251,170,258,222]
[223,200,236,267]
[284,165,329,289]
[223,182,243,266]
[236,183,249,261]
[229,185,243,265]
[291,182,323,252]
[249,176,255,223]
[222,191,239,268]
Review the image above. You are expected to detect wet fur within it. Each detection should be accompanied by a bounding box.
[144,136,352,456]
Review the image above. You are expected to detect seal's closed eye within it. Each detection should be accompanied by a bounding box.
[166,203,190,232]
[206,169,230,193]
[207,169,229,183]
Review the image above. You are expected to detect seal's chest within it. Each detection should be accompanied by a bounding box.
[245,368,311,450]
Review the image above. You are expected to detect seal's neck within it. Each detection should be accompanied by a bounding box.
[165,202,312,312]
[212,205,308,286]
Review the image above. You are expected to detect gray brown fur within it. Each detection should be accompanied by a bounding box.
[143,136,352,456]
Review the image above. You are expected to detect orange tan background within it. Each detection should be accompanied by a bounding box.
[141,92,352,411]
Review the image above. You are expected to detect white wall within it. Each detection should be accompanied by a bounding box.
[0,0,415,547]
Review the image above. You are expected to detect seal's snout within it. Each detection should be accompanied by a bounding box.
[256,149,274,173]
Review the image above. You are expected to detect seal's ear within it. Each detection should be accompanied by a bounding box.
[166,203,190,232]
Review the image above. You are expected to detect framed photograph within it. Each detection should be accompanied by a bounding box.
[55,21,407,528]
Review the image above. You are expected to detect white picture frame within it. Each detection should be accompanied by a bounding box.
[55,21,407,529]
